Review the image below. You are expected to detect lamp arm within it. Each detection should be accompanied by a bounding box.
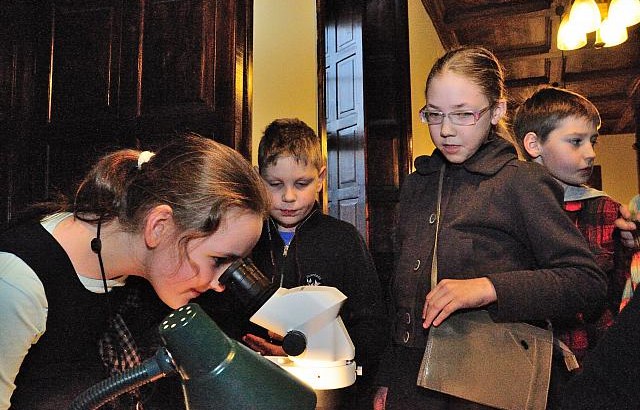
[67,347,176,410]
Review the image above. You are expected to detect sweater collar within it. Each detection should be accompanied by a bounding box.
[267,202,321,234]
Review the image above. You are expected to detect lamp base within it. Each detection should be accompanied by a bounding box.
[265,356,357,390]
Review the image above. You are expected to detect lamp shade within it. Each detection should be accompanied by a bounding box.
[569,0,602,32]
[597,17,629,47]
[608,0,640,27]
[558,12,588,50]
[159,303,317,410]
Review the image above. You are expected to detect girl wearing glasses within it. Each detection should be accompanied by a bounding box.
[373,46,606,409]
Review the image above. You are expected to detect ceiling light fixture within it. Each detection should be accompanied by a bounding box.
[557,0,640,50]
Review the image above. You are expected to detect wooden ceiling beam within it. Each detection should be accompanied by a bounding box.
[564,67,640,83]
[440,1,551,25]
[420,0,458,49]
[615,105,635,135]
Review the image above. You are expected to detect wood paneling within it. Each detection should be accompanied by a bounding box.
[0,0,252,223]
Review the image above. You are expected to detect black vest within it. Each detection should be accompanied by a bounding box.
[0,221,111,410]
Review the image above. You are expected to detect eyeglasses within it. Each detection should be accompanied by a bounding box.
[419,105,492,126]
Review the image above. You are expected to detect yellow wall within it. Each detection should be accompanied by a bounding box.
[596,133,638,205]
[252,0,318,164]
[253,3,638,204]
[253,0,441,166]
[408,0,443,164]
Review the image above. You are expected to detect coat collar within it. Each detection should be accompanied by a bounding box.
[414,137,518,176]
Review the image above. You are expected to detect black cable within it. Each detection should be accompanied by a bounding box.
[91,215,113,319]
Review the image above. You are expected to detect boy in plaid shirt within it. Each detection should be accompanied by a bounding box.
[513,86,630,367]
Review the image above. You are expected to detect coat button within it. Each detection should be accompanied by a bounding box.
[429,213,437,224]
[413,259,421,271]
[403,331,410,343]
[404,312,411,324]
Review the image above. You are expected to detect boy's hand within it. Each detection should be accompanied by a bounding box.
[242,332,286,356]
[422,277,497,328]
[615,204,639,250]
[373,386,388,410]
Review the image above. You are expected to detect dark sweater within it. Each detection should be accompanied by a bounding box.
[562,288,640,409]
[250,207,388,379]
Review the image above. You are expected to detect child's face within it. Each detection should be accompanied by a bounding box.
[534,115,598,186]
[147,207,263,309]
[426,71,504,164]
[260,155,325,230]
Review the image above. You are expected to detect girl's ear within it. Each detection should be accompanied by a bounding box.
[490,100,507,125]
[144,204,175,248]
[523,132,543,159]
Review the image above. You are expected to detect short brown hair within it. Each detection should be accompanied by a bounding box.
[257,118,323,172]
[513,87,601,160]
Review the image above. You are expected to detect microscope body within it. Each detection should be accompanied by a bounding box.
[250,286,357,390]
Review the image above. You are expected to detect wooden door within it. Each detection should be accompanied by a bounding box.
[361,0,412,290]
[324,0,367,238]
[320,0,412,294]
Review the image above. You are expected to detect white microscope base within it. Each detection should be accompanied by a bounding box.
[265,356,357,390]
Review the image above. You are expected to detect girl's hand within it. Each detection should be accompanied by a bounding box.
[242,332,286,356]
[422,277,497,328]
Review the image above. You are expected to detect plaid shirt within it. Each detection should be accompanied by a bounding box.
[557,195,629,367]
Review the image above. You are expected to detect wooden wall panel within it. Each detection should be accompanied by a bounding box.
[1,1,42,221]
[0,0,252,223]
[142,0,212,113]
[51,2,121,122]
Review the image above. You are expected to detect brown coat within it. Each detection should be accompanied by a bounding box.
[377,138,606,409]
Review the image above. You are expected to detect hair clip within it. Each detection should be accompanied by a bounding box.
[137,151,155,169]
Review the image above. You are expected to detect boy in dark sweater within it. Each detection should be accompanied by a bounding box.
[244,118,387,409]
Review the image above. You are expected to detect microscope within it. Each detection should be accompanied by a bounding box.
[219,258,357,390]
[69,258,355,409]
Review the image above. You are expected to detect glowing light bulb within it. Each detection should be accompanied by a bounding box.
[596,17,629,47]
[608,0,640,27]
[568,0,602,32]
[558,13,588,50]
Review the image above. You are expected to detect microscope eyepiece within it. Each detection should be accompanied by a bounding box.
[219,258,278,317]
